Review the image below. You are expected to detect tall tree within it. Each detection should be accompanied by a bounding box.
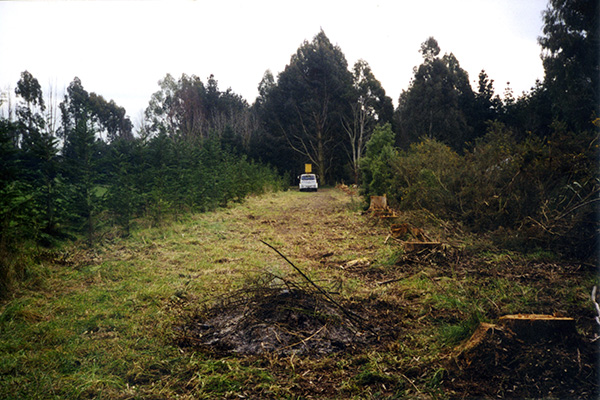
[263,30,354,184]
[250,70,295,174]
[396,37,475,150]
[14,71,66,241]
[145,73,181,137]
[15,71,45,144]
[538,0,599,130]
[89,93,133,142]
[60,78,100,245]
[145,73,251,143]
[343,59,393,184]
[471,69,502,138]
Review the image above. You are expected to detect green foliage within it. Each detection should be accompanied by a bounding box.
[360,123,397,200]
[104,140,140,235]
[539,0,599,131]
[344,59,394,184]
[391,139,461,214]
[260,29,355,184]
[395,37,476,150]
[0,73,286,296]
[144,73,250,143]
[361,121,599,259]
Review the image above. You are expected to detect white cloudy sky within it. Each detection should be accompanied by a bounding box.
[0,0,548,126]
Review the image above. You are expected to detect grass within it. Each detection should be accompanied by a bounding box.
[0,189,597,399]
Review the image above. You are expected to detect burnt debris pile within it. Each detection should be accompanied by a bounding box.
[176,273,389,355]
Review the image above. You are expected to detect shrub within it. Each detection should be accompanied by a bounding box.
[361,120,599,260]
[360,123,398,201]
[391,139,462,215]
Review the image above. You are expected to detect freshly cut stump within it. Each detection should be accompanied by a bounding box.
[368,195,388,211]
[458,314,577,351]
[447,314,598,399]
[498,314,576,342]
[457,322,500,353]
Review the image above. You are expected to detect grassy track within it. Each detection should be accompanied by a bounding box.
[0,188,597,399]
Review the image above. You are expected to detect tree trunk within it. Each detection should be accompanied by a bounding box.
[317,129,326,186]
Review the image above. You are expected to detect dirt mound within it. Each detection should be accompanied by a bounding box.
[176,275,393,356]
[445,321,599,399]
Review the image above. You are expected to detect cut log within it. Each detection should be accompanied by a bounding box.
[390,223,431,241]
[498,314,577,342]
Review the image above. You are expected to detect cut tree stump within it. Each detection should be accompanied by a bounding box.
[498,314,577,342]
[368,195,387,211]
[368,195,397,218]
[457,315,578,357]
[459,322,500,353]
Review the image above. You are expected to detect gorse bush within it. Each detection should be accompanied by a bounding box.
[460,123,526,230]
[391,139,461,216]
[361,122,599,259]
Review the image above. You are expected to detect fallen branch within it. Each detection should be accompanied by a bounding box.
[261,240,366,328]
[280,324,327,352]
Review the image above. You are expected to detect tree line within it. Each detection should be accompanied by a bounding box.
[361,0,598,259]
[0,73,286,294]
[0,0,598,293]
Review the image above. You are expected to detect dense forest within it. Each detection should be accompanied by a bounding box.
[1,0,598,294]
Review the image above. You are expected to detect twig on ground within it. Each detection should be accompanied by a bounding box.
[260,240,367,328]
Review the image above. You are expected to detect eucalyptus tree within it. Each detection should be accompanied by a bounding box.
[88,93,133,142]
[343,59,393,184]
[15,71,45,143]
[470,70,502,137]
[16,71,48,176]
[251,69,298,174]
[396,37,475,150]
[263,30,354,184]
[538,0,599,130]
[145,73,251,143]
[145,73,181,138]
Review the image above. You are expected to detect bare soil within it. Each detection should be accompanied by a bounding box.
[175,188,599,399]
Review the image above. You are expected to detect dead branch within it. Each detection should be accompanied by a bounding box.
[261,240,366,328]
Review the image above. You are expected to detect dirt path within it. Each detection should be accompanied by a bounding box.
[223,188,389,273]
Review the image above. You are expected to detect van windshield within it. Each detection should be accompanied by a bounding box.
[301,175,315,181]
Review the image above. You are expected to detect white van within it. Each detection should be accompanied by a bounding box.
[299,174,318,192]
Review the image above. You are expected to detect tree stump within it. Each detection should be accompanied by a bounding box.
[458,314,577,354]
[459,322,500,353]
[498,314,577,342]
[369,195,387,211]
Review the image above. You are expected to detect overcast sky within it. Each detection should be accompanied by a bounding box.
[0,0,548,126]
